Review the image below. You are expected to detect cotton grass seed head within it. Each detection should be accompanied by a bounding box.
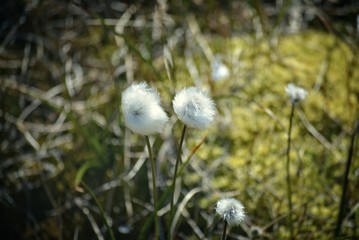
[285,83,308,103]
[211,55,229,81]
[121,82,168,135]
[216,198,245,227]
[172,87,216,129]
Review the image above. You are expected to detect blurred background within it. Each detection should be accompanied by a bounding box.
[0,0,358,239]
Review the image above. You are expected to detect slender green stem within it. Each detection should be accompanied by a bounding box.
[286,102,295,240]
[138,137,206,240]
[81,180,115,240]
[334,120,359,237]
[145,136,159,240]
[168,124,187,240]
[221,220,228,240]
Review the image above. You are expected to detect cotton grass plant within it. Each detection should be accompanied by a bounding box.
[285,83,308,104]
[121,82,168,240]
[285,83,308,239]
[169,86,216,239]
[121,83,217,239]
[211,55,230,82]
[216,198,246,240]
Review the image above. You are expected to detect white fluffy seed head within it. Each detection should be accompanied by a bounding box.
[211,56,229,81]
[121,82,168,135]
[285,83,308,103]
[216,198,245,227]
[172,87,216,129]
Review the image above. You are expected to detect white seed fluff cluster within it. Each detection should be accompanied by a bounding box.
[172,87,216,129]
[121,82,168,135]
[211,56,229,82]
[216,198,245,227]
[285,83,308,103]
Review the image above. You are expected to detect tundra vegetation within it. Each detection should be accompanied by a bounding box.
[0,1,358,239]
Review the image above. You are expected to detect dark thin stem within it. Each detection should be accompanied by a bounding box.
[168,124,187,240]
[81,180,116,240]
[286,102,295,240]
[138,136,206,240]
[221,220,228,240]
[334,119,359,237]
[145,136,159,240]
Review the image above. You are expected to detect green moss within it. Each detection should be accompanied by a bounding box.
[174,31,358,238]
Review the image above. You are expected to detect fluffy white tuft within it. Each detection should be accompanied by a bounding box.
[121,82,168,135]
[216,198,245,227]
[211,56,229,81]
[285,83,308,103]
[172,87,216,129]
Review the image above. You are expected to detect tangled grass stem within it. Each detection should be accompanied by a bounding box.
[145,136,159,240]
[168,124,187,240]
[81,180,116,240]
[286,103,295,240]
